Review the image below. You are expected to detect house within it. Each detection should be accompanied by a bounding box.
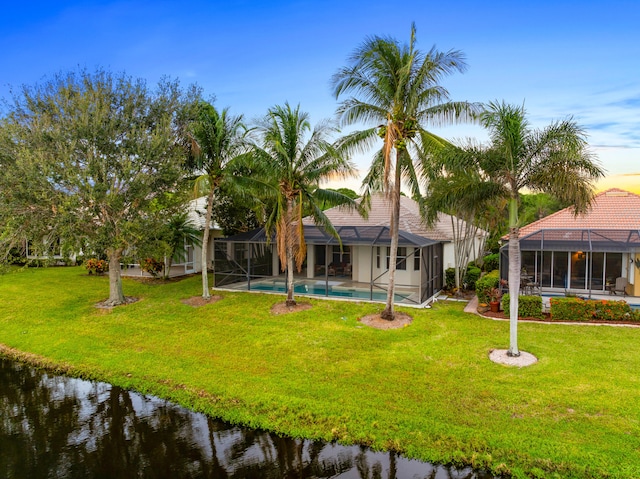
[501,188,640,296]
[121,196,222,278]
[213,194,486,305]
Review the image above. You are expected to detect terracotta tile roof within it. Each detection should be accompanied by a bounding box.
[304,194,480,242]
[518,188,640,237]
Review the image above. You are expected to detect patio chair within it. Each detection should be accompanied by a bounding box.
[610,277,628,296]
[328,263,336,276]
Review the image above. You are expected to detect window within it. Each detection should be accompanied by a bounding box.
[234,243,247,263]
[414,248,421,271]
[397,247,407,270]
[376,246,381,268]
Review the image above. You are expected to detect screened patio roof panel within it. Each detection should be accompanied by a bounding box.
[216,225,439,247]
[515,228,640,252]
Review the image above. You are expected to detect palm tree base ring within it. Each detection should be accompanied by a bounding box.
[489,349,537,367]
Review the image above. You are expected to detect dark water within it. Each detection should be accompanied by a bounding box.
[0,358,494,479]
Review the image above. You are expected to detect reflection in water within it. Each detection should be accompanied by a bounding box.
[0,358,494,478]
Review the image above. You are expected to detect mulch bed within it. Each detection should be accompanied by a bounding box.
[95,297,140,309]
[358,312,413,329]
[181,295,223,307]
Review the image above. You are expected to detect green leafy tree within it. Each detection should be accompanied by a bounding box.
[188,102,249,299]
[519,193,568,225]
[0,68,199,305]
[249,103,357,306]
[332,23,479,319]
[423,165,491,292]
[210,183,262,236]
[427,101,604,355]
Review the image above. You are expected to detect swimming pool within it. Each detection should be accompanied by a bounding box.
[249,280,411,302]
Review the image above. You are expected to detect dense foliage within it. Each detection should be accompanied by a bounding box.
[476,270,501,304]
[502,294,544,319]
[0,68,200,304]
[550,297,639,322]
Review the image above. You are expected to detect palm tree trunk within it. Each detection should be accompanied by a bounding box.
[381,179,401,320]
[451,216,461,293]
[201,188,215,299]
[106,247,125,306]
[507,197,521,356]
[286,200,296,306]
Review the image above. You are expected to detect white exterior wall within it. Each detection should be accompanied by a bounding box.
[356,245,422,287]
[442,242,456,270]
[192,229,222,273]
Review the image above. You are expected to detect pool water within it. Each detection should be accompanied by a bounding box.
[250,281,410,302]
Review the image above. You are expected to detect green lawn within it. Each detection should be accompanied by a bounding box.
[1,266,639,478]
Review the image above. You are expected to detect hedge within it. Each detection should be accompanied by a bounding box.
[502,294,543,319]
[550,297,639,321]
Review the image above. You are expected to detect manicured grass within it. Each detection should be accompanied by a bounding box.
[1,266,639,478]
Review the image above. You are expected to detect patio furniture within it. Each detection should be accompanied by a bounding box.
[608,276,628,296]
[520,275,540,295]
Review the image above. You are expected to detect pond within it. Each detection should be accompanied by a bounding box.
[0,358,495,478]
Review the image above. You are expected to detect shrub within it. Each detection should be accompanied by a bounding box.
[84,258,109,275]
[549,297,636,322]
[550,297,594,321]
[593,299,632,321]
[464,266,481,290]
[502,294,543,319]
[140,257,164,278]
[476,270,500,304]
[482,253,500,272]
[445,267,456,290]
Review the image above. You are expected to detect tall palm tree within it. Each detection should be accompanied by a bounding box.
[331,23,479,320]
[249,103,357,306]
[427,101,604,356]
[188,102,248,299]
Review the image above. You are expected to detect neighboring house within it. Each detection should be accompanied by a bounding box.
[184,196,223,274]
[23,237,76,265]
[501,188,640,296]
[121,196,222,278]
[214,194,486,305]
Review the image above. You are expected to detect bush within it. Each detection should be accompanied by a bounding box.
[476,270,500,304]
[140,257,164,278]
[464,266,481,290]
[502,294,543,319]
[445,267,456,290]
[594,299,633,321]
[481,253,500,272]
[85,258,109,275]
[550,297,594,321]
[549,297,637,322]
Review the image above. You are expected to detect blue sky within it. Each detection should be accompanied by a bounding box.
[1,0,638,191]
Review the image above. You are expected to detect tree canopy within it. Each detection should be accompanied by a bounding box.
[187,102,249,298]
[426,100,604,355]
[0,68,200,305]
[332,23,479,319]
[247,102,358,306]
